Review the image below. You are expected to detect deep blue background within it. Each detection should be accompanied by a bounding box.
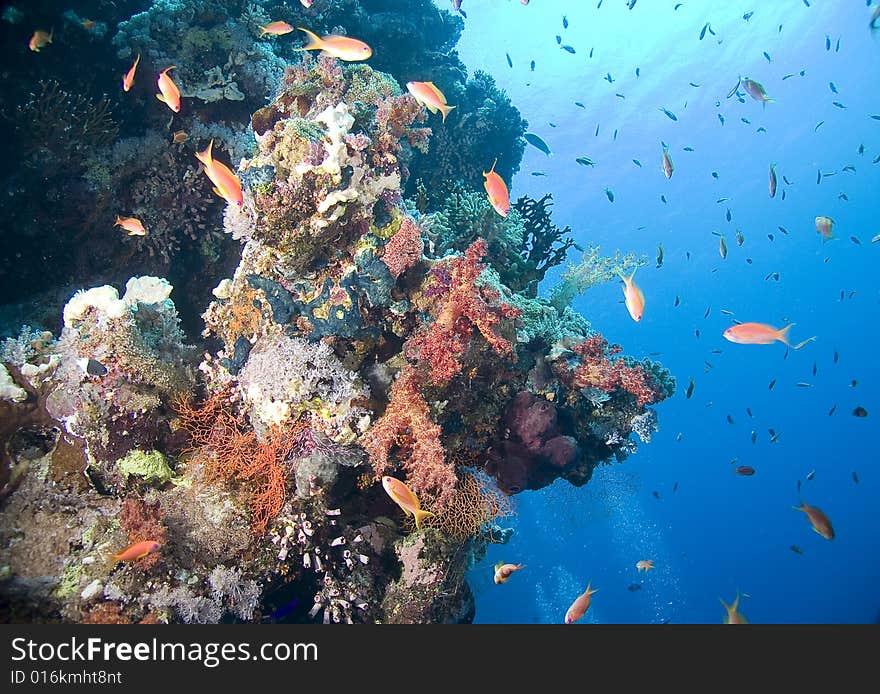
[444,0,880,624]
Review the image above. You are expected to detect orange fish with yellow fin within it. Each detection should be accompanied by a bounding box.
[382,476,434,530]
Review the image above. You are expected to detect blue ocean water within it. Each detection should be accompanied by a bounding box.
[453,0,880,624]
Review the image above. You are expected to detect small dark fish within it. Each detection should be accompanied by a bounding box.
[674,295,680,307]
[763,51,771,62]
[769,429,779,443]
[796,382,812,388]
[689,81,700,87]
[85,358,108,376]
[676,432,683,441]
[712,171,719,179]
[850,379,858,388]
[741,117,751,125]
[556,35,562,45]
[699,22,709,40]
[825,34,830,50]
[604,72,614,83]
[812,362,817,376]
[616,93,625,99]
[660,107,678,121]
[656,243,664,268]
[590,47,595,58]
[563,15,568,29]
[704,306,711,318]
[673,482,678,493]
[695,329,701,339]
[575,156,595,167]
[857,144,864,155]
[652,490,661,500]
[797,479,801,493]
[683,146,694,152]
[595,123,600,137]
[833,350,839,363]
[743,11,754,21]
[636,67,641,78]
[718,114,725,126]
[685,378,695,399]
[828,404,836,416]
[746,407,753,418]
[726,208,732,222]
[574,101,586,108]
[850,235,861,245]
[842,165,855,173]
[835,38,840,52]
[829,82,838,94]
[852,471,859,484]
[660,194,667,204]
[750,430,757,444]
[768,379,776,390]
[768,233,774,242]
[605,187,614,202]
[756,126,766,133]
[815,121,824,132]
[783,175,792,185]
[870,115,880,121]
[633,159,642,167]
[561,44,576,54]
[530,171,546,176]
[726,414,735,424]
[806,469,816,481]
[832,101,847,109]
[628,583,642,592]
[764,272,780,282]
[523,132,552,156]
[778,225,789,235]
[549,122,557,127]
[782,73,795,80]
[506,53,513,68]
[735,466,756,476]
[874,155,880,164]
[530,60,535,71]
[853,406,868,417]
[817,169,822,184]
[613,129,618,140]
[735,231,744,246]
[790,545,804,555]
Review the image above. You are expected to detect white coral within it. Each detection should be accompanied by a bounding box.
[62,286,126,328]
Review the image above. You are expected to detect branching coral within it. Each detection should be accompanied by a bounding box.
[175,390,311,534]
[550,245,648,311]
[417,469,515,542]
[361,366,456,509]
[407,239,520,385]
[13,80,118,173]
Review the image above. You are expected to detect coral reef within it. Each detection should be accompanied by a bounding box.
[1,11,674,624]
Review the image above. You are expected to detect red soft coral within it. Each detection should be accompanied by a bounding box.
[382,216,423,278]
[568,334,662,407]
[406,239,520,385]
[361,366,456,509]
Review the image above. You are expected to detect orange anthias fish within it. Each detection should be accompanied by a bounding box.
[661,144,674,179]
[406,81,456,123]
[113,540,160,563]
[493,562,526,585]
[382,476,435,530]
[195,139,244,207]
[722,322,815,350]
[815,215,834,240]
[122,53,140,92]
[259,21,294,37]
[28,29,53,52]
[156,66,181,113]
[115,215,146,236]
[483,159,510,217]
[564,583,598,624]
[636,559,655,573]
[793,500,834,540]
[295,27,372,61]
[300,0,314,8]
[618,268,645,322]
[720,591,748,624]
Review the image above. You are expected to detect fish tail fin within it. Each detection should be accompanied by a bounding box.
[163,65,176,75]
[259,27,267,37]
[617,268,635,284]
[114,215,122,226]
[296,27,323,51]
[413,508,435,531]
[155,94,167,105]
[777,323,795,346]
[439,103,456,123]
[484,158,498,176]
[792,501,806,512]
[587,583,598,595]
[195,139,214,167]
[793,335,817,350]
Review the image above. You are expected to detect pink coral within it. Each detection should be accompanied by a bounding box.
[382,216,424,279]
[361,366,456,509]
[406,239,520,385]
[567,335,662,407]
